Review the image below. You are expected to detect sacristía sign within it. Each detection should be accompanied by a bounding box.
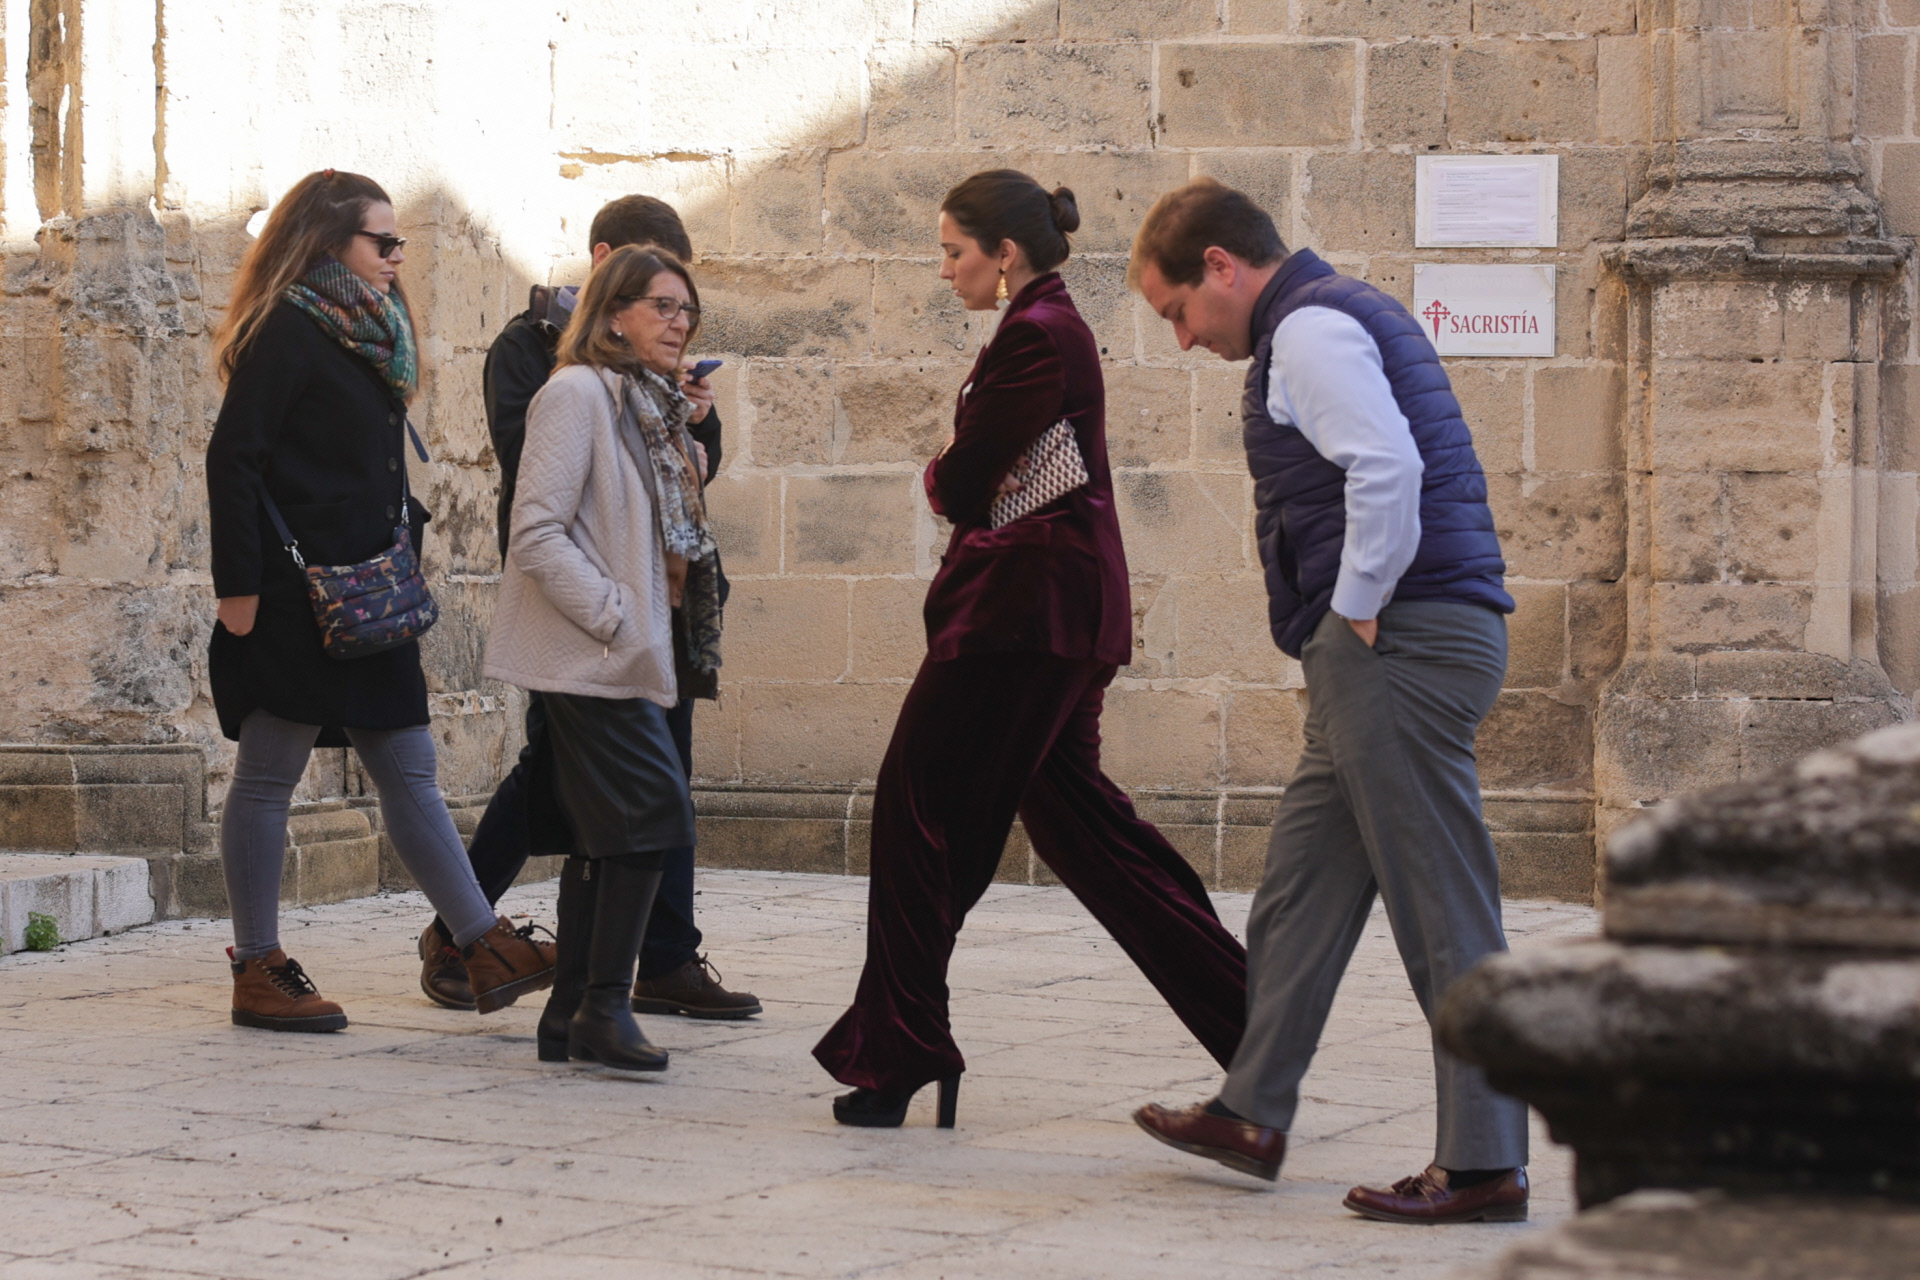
[1411,264,1556,358]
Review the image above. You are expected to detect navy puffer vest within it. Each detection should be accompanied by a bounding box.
[1243,249,1512,657]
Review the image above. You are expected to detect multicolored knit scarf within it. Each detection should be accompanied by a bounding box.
[284,256,419,400]
[622,367,723,674]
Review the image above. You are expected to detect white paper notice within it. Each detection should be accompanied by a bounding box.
[1416,156,1558,248]
[1412,264,1556,357]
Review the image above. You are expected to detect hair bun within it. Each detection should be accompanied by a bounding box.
[1049,186,1081,235]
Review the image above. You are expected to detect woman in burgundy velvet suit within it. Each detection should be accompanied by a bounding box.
[813,171,1249,1127]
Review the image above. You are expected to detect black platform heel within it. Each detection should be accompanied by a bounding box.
[832,1075,960,1128]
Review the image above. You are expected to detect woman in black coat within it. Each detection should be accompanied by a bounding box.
[205,169,553,1032]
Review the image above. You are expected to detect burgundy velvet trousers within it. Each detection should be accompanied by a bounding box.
[813,652,1249,1093]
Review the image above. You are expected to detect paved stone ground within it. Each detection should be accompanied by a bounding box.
[0,870,1596,1280]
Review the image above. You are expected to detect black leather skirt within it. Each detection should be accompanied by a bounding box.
[540,692,695,867]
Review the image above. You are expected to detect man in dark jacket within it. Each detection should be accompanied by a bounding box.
[419,195,759,1020]
[1125,180,1527,1224]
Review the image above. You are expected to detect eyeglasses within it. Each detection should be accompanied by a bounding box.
[356,230,408,258]
[620,295,701,322]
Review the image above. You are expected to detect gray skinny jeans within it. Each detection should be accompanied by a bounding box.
[221,709,496,960]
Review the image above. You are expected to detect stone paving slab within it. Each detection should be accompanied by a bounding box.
[0,871,1597,1279]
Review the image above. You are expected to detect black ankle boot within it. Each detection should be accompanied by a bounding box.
[568,857,669,1072]
[537,857,596,1063]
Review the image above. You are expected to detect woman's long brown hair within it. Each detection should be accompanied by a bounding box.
[212,169,401,381]
[554,245,700,376]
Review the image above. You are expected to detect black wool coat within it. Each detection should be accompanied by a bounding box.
[206,301,431,744]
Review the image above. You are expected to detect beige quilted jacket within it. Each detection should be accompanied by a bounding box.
[482,363,679,705]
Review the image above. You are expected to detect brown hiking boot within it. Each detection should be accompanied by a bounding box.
[229,948,348,1032]
[418,923,476,1011]
[462,916,557,1014]
[631,954,762,1020]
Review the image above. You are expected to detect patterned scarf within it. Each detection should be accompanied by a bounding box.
[284,256,419,400]
[621,367,723,674]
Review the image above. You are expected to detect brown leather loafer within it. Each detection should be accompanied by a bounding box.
[1133,1101,1286,1181]
[631,954,762,1020]
[1343,1165,1528,1224]
[418,924,476,1011]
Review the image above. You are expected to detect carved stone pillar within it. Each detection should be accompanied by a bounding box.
[1593,0,1912,851]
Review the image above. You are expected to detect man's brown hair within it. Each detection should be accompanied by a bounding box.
[1128,178,1286,290]
[589,195,693,261]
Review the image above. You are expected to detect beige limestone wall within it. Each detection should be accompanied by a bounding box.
[0,0,1914,900]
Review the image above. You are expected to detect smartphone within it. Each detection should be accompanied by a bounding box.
[687,358,724,382]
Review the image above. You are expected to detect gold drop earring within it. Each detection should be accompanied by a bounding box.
[996,269,1009,305]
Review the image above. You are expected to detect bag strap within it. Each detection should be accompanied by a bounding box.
[259,417,431,571]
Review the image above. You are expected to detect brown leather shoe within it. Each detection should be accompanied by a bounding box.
[461,916,557,1014]
[1343,1165,1528,1224]
[230,947,348,1032]
[1133,1101,1286,1181]
[631,954,762,1020]
[418,924,475,1011]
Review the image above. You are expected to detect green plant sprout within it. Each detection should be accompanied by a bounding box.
[23,912,60,951]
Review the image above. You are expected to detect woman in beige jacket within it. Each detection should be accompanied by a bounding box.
[483,246,722,1071]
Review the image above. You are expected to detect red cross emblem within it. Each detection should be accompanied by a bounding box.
[1421,299,1450,340]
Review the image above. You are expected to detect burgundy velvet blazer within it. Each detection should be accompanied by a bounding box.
[921,273,1133,666]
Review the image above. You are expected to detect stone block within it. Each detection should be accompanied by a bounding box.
[1484,794,1591,833]
[1177,575,1298,684]
[1648,361,1825,472]
[1300,0,1470,34]
[1881,363,1920,474]
[871,260,971,358]
[95,858,156,933]
[747,362,838,466]
[1875,144,1920,239]
[1651,583,1811,653]
[1448,364,1524,474]
[1194,363,1253,465]
[738,683,908,785]
[1,860,95,953]
[837,363,956,465]
[1061,0,1221,37]
[1449,38,1598,143]
[785,475,918,574]
[1188,156,1291,245]
[1559,151,1631,246]
[560,156,733,258]
[1058,257,1136,358]
[1114,472,1251,575]
[696,815,846,875]
[727,579,850,681]
[706,472,781,576]
[1157,43,1357,147]
[1744,699,1905,790]
[1477,691,1593,791]
[286,807,379,907]
[824,151,983,255]
[958,44,1152,148]
[914,0,1056,40]
[1596,695,1743,802]
[1223,688,1308,787]
[1494,832,1596,902]
[1652,280,1786,361]
[649,48,866,152]
[1472,0,1635,32]
[691,696,744,783]
[1015,150,1192,256]
[1857,35,1912,141]
[1781,282,1857,364]
[1507,583,1568,688]
[1105,365,1192,467]
[1534,365,1625,472]
[1648,473,1723,584]
[1596,34,1650,144]
[868,44,956,148]
[1726,473,1820,583]
[850,577,931,680]
[1884,587,1920,700]
[1220,820,1273,892]
[731,152,825,255]
[1102,687,1222,789]
[696,260,872,359]
[1695,650,1849,700]
[1365,39,1449,147]
[1303,152,1416,253]
[1486,472,1627,581]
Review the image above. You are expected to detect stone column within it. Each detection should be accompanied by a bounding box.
[1594,0,1911,852]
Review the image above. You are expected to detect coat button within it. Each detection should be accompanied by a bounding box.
[387,505,397,520]
[388,412,399,426]
[388,457,398,472]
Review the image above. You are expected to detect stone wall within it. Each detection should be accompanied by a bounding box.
[1,0,1914,903]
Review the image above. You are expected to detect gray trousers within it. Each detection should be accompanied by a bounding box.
[221,709,497,960]
[1220,601,1529,1171]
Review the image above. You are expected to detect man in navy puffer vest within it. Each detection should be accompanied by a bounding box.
[1125,179,1530,1225]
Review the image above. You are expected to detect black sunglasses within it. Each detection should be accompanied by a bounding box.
[356,230,408,258]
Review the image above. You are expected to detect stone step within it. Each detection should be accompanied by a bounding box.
[0,853,155,955]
